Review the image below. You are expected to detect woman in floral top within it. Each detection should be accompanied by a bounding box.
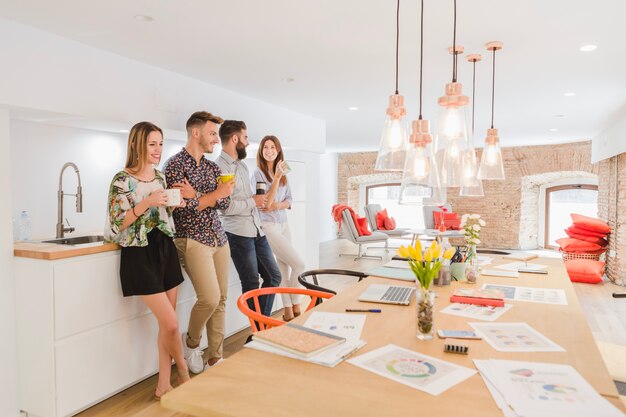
[105,121,190,399]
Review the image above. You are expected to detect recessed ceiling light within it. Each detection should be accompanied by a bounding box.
[284,77,295,83]
[549,128,558,132]
[349,107,359,111]
[579,44,597,52]
[134,15,154,22]
[563,92,576,97]
[555,114,565,118]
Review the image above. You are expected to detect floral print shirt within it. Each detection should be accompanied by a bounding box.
[105,169,176,247]
[163,148,230,247]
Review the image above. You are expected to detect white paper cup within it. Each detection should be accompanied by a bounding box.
[164,188,181,206]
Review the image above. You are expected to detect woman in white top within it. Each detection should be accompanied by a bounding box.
[254,135,305,321]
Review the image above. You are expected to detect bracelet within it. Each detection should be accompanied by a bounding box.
[132,205,139,217]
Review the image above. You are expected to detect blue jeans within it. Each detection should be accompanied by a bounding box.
[226,232,282,317]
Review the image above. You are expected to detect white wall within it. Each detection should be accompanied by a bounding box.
[0,109,19,417]
[319,152,338,242]
[592,107,626,163]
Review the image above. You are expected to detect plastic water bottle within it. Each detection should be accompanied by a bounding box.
[18,211,32,241]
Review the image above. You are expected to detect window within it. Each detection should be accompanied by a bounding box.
[366,183,425,229]
[544,184,598,249]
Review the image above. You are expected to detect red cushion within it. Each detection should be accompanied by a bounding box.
[570,213,610,235]
[564,259,605,284]
[356,216,371,236]
[555,237,604,253]
[564,229,608,246]
[567,225,607,238]
[434,211,461,230]
[376,209,388,230]
[383,217,396,230]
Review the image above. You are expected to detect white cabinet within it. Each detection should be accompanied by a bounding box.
[14,250,249,417]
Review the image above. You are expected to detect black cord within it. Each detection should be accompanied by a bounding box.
[452,0,457,82]
[491,48,496,128]
[395,0,400,94]
[419,0,424,118]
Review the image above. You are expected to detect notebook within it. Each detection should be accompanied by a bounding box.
[358,284,415,305]
[252,323,346,358]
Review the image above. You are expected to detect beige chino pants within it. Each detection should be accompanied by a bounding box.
[174,238,230,360]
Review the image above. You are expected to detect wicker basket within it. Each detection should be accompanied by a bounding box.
[560,250,604,262]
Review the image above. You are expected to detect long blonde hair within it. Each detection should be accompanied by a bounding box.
[124,121,163,173]
[257,135,287,186]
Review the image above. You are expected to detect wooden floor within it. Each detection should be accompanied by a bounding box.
[77,238,626,416]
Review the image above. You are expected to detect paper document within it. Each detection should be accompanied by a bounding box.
[303,312,366,341]
[246,339,366,367]
[384,259,412,269]
[347,344,476,395]
[482,284,568,305]
[469,322,564,352]
[440,303,513,321]
[474,359,624,417]
[481,269,519,278]
[495,262,548,272]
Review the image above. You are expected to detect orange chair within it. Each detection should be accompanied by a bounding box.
[237,287,334,332]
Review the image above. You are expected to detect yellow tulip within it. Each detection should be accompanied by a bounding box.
[398,246,409,259]
[429,240,437,251]
[408,245,419,261]
[432,243,441,259]
[443,247,456,260]
[424,248,433,262]
[414,240,423,255]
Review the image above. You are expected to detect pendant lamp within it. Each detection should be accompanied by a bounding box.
[478,41,505,180]
[399,0,444,205]
[459,53,485,197]
[375,0,408,172]
[434,0,473,187]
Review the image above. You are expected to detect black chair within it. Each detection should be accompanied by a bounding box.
[298,269,368,305]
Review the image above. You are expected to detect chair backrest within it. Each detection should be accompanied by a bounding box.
[422,203,452,229]
[364,204,382,231]
[298,269,368,305]
[237,287,334,333]
[341,209,359,243]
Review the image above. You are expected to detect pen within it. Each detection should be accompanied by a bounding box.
[345,309,382,313]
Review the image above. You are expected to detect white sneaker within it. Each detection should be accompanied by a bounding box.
[181,333,204,374]
[203,358,225,371]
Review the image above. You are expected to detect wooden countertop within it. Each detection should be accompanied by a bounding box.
[14,241,119,260]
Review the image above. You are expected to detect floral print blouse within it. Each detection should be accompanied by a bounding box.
[105,169,176,247]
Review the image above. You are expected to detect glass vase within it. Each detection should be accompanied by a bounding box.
[465,245,478,284]
[416,287,435,340]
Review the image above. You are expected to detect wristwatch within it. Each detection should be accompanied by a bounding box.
[196,191,203,199]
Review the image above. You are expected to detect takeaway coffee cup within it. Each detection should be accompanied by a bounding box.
[164,188,181,206]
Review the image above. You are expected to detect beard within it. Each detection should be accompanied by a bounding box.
[236,141,247,160]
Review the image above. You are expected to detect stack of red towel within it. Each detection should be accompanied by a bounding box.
[557,213,610,284]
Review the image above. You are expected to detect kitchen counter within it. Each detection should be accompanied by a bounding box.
[13,241,119,260]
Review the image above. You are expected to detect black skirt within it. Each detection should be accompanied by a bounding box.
[120,229,184,297]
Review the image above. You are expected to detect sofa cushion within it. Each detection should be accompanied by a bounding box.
[567,224,607,238]
[564,228,608,246]
[376,209,388,230]
[556,237,604,253]
[564,259,605,284]
[570,213,610,235]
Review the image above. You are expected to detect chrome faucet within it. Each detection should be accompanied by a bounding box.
[56,162,83,238]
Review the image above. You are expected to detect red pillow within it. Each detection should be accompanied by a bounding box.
[433,211,461,230]
[376,209,388,230]
[570,213,610,235]
[567,225,607,238]
[355,216,371,236]
[564,229,608,247]
[383,217,396,230]
[564,259,605,284]
[555,237,604,253]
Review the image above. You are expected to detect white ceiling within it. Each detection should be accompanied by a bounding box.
[1,0,625,152]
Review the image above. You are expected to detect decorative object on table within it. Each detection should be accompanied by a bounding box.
[461,213,485,283]
[443,344,469,355]
[434,263,451,286]
[397,241,455,340]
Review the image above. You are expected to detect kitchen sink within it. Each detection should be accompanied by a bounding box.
[41,235,105,245]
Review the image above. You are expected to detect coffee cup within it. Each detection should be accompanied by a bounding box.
[164,188,181,206]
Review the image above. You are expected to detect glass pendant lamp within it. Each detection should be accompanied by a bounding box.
[434,1,473,187]
[400,0,444,205]
[478,41,505,180]
[375,0,408,172]
[459,53,484,197]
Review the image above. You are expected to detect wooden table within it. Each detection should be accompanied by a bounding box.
[162,257,625,417]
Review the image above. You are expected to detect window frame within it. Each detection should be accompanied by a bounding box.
[544,184,598,250]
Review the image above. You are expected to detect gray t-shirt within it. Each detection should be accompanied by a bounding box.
[216,151,264,238]
[253,168,292,224]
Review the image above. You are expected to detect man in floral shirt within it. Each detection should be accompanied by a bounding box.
[163,111,235,373]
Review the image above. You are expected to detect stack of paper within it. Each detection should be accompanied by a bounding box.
[252,323,346,357]
[474,359,624,417]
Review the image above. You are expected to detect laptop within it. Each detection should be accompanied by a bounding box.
[358,284,415,305]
